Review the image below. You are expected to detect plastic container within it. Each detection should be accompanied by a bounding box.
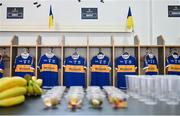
[41,86,66,108]
[66,86,85,109]
[87,94,105,108]
[103,86,129,109]
[166,76,179,105]
[66,93,84,109]
[109,93,128,109]
[42,94,60,108]
[144,77,157,105]
[86,87,105,109]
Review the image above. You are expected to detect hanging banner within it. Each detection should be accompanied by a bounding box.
[81,8,98,19]
[168,5,180,17]
[7,7,24,19]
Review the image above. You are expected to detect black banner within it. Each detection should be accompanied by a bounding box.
[7,7,24,19]
[81,8,98,19]
[168,5,180,17]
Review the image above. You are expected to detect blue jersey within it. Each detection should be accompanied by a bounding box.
[115,55,137,90]
[166,55,180,75]
[64,56,86,87]
[91,55,111,87]
[143,54,158,75]
[38,54,60,88]
[14,55,34,77]
[0,57,4,78]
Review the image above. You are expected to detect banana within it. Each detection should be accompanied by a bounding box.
[0,77,11,83]
[27,84,34,96]
[0,95,25,107]
[32,76,37,81]
[0,87,27,100]
[35,79,43,87]
[32,81,43,95]
[24,74,32,82]
[0,77,27,92]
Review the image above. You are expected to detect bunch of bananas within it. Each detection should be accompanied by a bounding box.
[0,77,27,107]
[25,75,43,96]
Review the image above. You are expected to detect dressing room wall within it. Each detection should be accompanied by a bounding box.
[0,0,179,45]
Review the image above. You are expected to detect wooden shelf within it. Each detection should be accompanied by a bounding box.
[0,45,11,48]
[12,45,36,48]
[0,30,132,33]
[140,45,164,48]
[114,45,139,47]
[64,45,87,48]
[89,45,112,48]
[0,26,132,33]
[37,45,61,48]
[165,45,180,48]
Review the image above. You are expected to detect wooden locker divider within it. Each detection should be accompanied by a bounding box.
[157,35,165,75]
[110,38,114,86]
[10,35,18,77]
[111,34,115,86]
[35,35,42,77]
[87,36,90,87]
[134,35,140,75]
[61,34,65,86]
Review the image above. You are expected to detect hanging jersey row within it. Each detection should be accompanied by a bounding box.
[0,50,178,89]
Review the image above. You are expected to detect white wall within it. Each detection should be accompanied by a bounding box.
[0,0,179,45]
[0,0,133,31]
[152,0,180,45]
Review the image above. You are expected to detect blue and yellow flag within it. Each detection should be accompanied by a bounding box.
[127,7,134,30]
[49,5,54,29]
